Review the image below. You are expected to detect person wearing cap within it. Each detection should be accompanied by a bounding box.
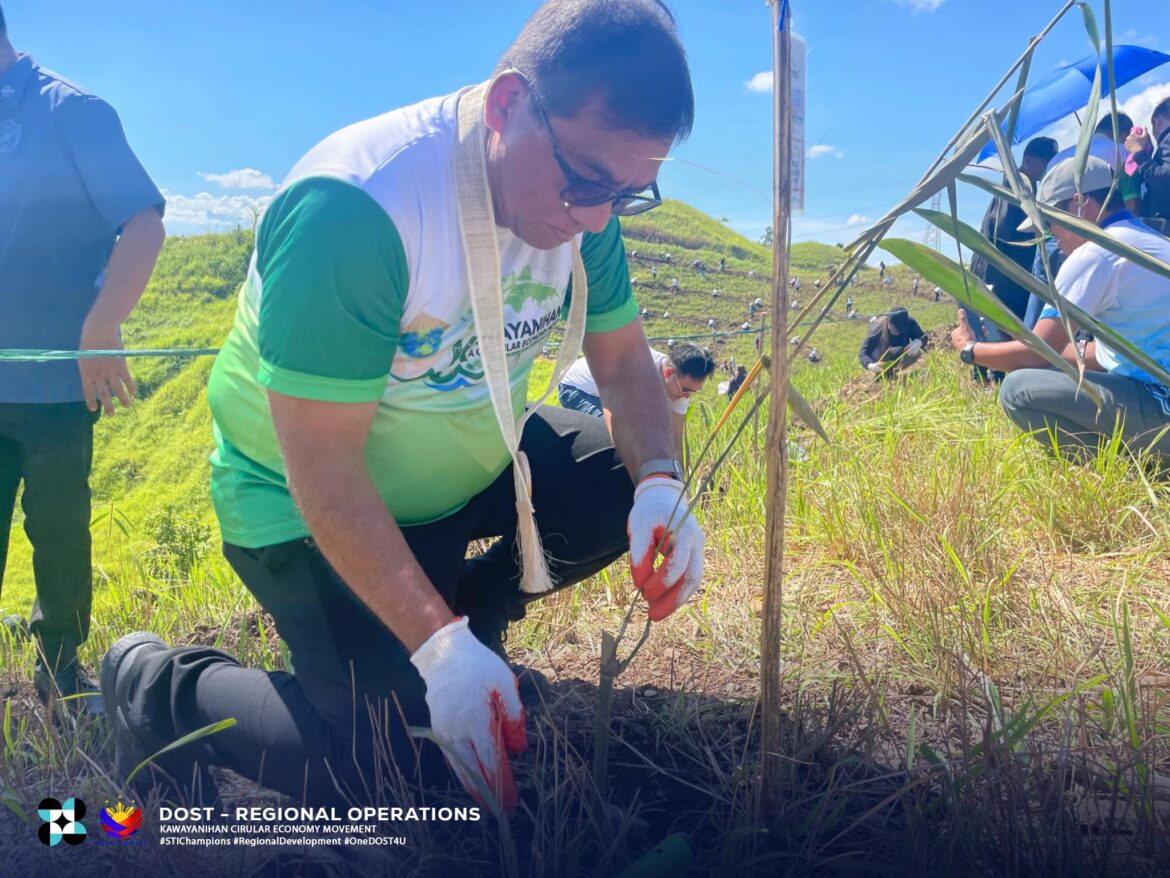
[0,5,165,711]
[101,0,707,814]
[1025,115,1141,329]
[966,136,1058,380]
[559,343,714,458]
[950,156,1170,461]
[859,307,927,379]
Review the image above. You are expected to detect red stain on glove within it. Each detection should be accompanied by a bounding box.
[468,688,528,815]
[630,524,685,621]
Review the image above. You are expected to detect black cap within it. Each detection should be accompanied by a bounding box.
[887,307,910,333]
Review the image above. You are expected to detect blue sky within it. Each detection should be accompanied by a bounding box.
[6,0,1168,246]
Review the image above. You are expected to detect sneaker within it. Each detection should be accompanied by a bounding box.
[101,632,219,806]
[35,660,104,717]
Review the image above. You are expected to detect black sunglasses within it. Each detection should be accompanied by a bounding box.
[526,86,663,217]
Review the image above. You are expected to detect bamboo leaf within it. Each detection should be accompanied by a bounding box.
[877,238,1102,404]
[1079,1,1101,52]
[1099,1,1127,203]
[788,384,830,444]
[1103,3,1118,132]
[1074,61,1102,193]
[915,207,1170,387]
[960,173,1170,282]
[1005,47,1035,148]
[984,114,1047,239]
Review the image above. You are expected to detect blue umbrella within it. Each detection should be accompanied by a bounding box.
[977,44,1170,162]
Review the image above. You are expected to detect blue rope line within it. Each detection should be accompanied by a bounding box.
[0,348,219,363]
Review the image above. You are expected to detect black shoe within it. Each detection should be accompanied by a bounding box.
[101,631,219,806]
[34,659,105,717]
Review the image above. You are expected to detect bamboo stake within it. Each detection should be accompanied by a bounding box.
[760,0,792,815]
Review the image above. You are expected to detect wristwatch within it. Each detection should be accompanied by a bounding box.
[959,342,977,365]
[635,458,683,483]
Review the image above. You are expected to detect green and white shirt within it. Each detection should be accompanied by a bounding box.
[208,88,638,548]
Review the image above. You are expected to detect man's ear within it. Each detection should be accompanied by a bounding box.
[484,72,528,135]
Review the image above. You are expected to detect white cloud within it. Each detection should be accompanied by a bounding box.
[198,168,277,191]
[163,190,273,227]
[808,144,844,159]
[1041,114,1083,153]
[1119,28,1159,48]
[897,0,945,11]
[744,71,773,93]
[846,214,872,227]
[1120,80,1170,132]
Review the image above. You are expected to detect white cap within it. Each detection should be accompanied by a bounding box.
[1018,156,1114,232]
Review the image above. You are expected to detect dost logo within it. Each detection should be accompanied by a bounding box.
[37,796,87,846]
[101,800,143,839]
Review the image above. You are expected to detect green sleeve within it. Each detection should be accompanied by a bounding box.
[564,215,639,333]
[1120,168,1142,203]
[255,176,409,403]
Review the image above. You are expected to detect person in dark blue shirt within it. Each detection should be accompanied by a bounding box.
[0,4,165,710]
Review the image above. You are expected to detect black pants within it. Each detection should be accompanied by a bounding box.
[0,402,97,673]
[120,407,633,805]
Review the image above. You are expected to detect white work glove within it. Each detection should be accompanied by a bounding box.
[410,616,527,814]
[866,362,883,373]
[627,476,705,621]
[906,338,923,356]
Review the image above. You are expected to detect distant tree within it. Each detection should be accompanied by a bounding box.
[761,225,773,246]
[719,216,730,223]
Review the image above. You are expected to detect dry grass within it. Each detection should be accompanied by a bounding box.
[1,351,1169,876]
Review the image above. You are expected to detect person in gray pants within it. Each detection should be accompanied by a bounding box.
[951,156,1170,462]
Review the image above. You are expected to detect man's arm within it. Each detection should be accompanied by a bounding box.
[79,208,165,413]
[967,316,1074,371]
[587,319,674,478]
[859,323,882,367]
[267,392,454,653]
[670,410,687,462]
[58,95,167,413]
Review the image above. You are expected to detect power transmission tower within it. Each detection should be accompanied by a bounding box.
[922,192,942,250]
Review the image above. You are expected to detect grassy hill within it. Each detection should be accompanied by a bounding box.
[2,203,949,605]
[3,231,250,601]
[4,205,1169,874]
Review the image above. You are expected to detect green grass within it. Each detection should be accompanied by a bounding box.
[3,213,1165,875]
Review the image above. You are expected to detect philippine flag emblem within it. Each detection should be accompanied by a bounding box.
[100,800,142,838]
